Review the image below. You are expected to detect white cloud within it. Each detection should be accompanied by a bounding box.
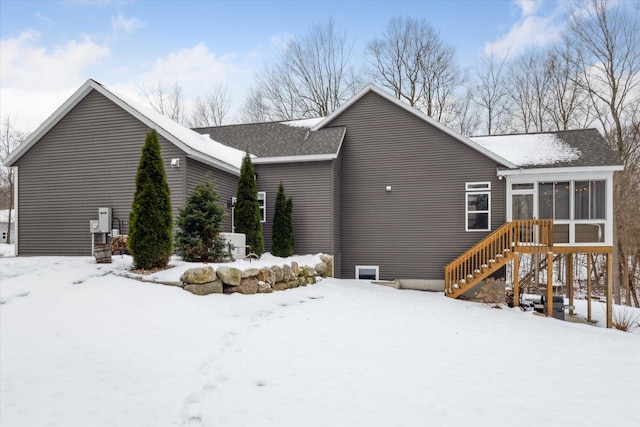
[111,12,144,35]
[0,30,111,130]
[269,31,293,49]
[138,43,238,97]
[515,0,542,17]
[484,0,564,59]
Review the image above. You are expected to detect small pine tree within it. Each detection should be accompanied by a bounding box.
[128,129,173,269]
[286,196,294,256]
[234,151,264,256]
[175,180,227,262]
[271,182,289,257]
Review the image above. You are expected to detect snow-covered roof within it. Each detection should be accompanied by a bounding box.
[281,117,325,128]
[471,133,581,167]
[100,83,247,170]
[3,79,246,174]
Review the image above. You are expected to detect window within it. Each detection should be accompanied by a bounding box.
[356,266,379,281]
[258,191,266,222]
[466,182,490,231]
[538,181,570,220]
[575,180,605,220]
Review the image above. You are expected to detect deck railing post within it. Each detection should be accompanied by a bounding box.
[547,251,554,317]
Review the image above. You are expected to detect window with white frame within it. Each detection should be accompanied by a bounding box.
[258,191,266,222]
[232,192,266,223]
[355,265,379,281]
[466,182,491,231]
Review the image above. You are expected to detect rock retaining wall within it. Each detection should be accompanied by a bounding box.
[180,254,333,295]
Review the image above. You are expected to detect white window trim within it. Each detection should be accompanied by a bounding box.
[466,181,491,191]
[465,183,491,232]
[258,191,266,223]
[355,265,379,281]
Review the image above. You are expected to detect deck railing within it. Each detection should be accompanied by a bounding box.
[444,220,554,297]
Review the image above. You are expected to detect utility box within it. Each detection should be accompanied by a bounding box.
[98,207,112,233]
[220,232,246,260]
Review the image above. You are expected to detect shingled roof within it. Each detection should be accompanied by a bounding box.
[472,128,623,170]
[193,119,346,159]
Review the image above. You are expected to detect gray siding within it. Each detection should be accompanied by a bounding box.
[328,91,506,280]
[255,161,334,255]
[185,157,238,233]
[15,90,187,255]
[331,153,342,276]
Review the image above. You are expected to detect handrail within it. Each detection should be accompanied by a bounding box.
[444,220,554,295]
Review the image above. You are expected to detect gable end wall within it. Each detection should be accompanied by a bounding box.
[328,91,506,280]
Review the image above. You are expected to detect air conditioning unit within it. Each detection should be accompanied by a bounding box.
[219,232,246,260]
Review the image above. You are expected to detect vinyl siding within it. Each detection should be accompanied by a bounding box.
[255,161,333,255]
[331,153,342,276]
[14,90,187,255]
[185,157,238,232]
[327,91,506,280]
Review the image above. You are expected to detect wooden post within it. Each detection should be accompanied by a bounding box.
[567,253,574,316]
[607,252,613,328]
[587,253,592,323]
[513,252,520,307]
[547,252,554,317]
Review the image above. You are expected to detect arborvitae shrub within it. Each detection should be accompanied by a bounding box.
[286,196,294,256]
[271,181,290,257]
[175,180,227,262]
[234,151,264,256]
[128,129,173,269]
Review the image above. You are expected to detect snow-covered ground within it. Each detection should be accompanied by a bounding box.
[1,248,639,427]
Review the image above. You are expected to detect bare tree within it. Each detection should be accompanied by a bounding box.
[140,79,185,124]
[366,17,464,123]
[188,84,231,127]
[445,88,483,136]
[564,0,640,304]
[243,18,360,121]
[0,115,28,244]
[472,50,512,135]
[506,49,554,132]
[546,43,596,131]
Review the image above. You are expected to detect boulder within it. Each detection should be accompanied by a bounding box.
[184,281,223,295]
[319,254,333,277]
[256,268,275,285]
[282,264,296,282]
[242,268,260,278]
[291,261,300,277]
[181,266,216,284]
[257,282,273,293]
[303,266,316,277]
[271,265,284,282]
[272,282,288,291]
[314,262,328,277]
[216,266,242,286]
[226,276,259,294]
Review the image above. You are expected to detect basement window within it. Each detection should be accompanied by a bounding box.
[356,265,379,281]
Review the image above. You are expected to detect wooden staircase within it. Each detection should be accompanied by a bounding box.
[444,220,554,299]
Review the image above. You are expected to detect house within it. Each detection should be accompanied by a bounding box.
[0,209,16,244]
[3,79,623,321]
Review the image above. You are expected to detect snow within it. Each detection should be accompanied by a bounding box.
[0,209,12,223]
[100,83,248,169]
[280,117,324,128]
[1,251,639,427]
[471,133,581,166]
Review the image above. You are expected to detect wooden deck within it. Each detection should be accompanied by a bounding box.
[444,220,613,327]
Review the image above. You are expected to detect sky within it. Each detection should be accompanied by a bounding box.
[0,0,572,131]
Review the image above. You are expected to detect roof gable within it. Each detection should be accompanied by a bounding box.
[3,79,245,175]
[311,84,519,169]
